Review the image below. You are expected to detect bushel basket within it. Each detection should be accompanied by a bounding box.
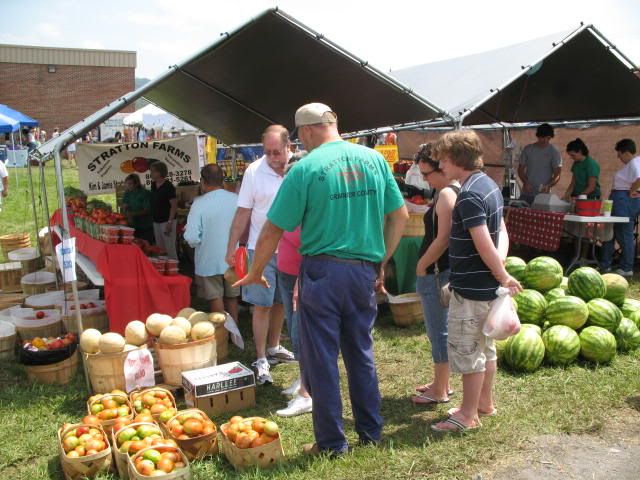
[58,423,112,480]
[219,417,284,471]
[163,408,218,460]
[128,443,191,480]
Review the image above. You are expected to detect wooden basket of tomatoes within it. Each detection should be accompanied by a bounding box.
[129,387,178,424]
[163,409,218,460]
[86,391,134,437]
[128,443,190,479]
[111,421,168,480]
[219,416,284,471]
[58,422,112,480]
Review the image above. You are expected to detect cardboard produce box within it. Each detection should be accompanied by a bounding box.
[182,362,256,417]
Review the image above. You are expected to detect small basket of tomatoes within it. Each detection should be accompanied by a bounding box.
[128,443,190,479]
[219,416,284,471]
[162,409,218,461]
[129,387,178,424]
[86,391,134,437]
[58,422,112,480]
[111,421,169,480]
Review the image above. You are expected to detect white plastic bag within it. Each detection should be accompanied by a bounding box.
[483,287,521,340]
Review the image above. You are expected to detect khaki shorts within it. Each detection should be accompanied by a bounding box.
[447,291,497,374]
[197,274,240,301]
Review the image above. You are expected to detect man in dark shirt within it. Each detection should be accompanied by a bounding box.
[150,161,178,259]
[431,131,522,434]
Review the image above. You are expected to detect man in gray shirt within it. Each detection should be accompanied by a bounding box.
[518,123,562,205]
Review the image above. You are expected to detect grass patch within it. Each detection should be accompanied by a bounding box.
[0,304,638,479]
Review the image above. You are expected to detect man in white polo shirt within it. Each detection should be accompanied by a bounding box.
[226,125,295,384]
[0,159,8,212]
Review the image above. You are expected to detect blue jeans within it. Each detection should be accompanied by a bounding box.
[416,271,450,364]
[600,191,640,271]
[298,256,382,454]
[277,270,299,359]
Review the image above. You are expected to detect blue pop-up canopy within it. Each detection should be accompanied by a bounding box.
[0,112,20,134]
[0,104,39,129]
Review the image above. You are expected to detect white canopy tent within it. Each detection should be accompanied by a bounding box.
[123,104,197,132]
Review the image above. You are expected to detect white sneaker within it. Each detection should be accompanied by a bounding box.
[252,358,273,385]
[267,345,296,365]
[615,269,633,278]
[281,378,301,397]
[276,394,312,417]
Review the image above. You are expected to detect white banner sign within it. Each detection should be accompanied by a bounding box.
[55,237,77,283]
[76,135,200,195]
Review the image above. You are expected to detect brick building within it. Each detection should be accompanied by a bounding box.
[0,44,136,136]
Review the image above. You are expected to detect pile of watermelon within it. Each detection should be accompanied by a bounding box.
[498,256,640,373]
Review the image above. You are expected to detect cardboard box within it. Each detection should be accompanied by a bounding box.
[182,362,256,417]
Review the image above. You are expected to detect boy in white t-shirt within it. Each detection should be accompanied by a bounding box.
[0,160,9,211]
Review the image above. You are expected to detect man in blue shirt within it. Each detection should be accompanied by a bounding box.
[184,164,239,321]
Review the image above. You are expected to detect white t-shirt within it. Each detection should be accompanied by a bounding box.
[613,155,640,191]
[0,161,8,193]
[237,156,284,249]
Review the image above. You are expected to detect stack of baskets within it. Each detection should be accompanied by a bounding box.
[0,232,31,259]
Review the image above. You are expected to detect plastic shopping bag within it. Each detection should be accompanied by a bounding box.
[483,287,521,340]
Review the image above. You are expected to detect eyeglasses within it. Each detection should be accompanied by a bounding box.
[421,169,439,180]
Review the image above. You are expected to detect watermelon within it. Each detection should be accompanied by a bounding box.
[542,320,551,331]
[579,326,617,363]
[601,273,629,306]
[567,267,606,301]
[614,318,640,352]
[545,296,589,330]
[495,338,510,361]
[505,257,527,282]
[559,276,569,291]
[514,290,547,326]
[628,310,640,329]
[506,328,545,372]
[620,298,640,318]
[542,325,581,365]
[544,287,566,303]
[586,298,622,332]
[523,256,563,292]
[520,323,542,336]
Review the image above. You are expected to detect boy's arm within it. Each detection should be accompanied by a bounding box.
[469,224,522,295]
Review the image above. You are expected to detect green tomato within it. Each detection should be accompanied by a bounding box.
[90,403,104,414]
[142,449,162,464]
[117,427,137,444]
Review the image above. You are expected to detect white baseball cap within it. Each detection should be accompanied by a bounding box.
[294,103,337,127]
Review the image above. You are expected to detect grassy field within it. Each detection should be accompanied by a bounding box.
[0,163,639,479]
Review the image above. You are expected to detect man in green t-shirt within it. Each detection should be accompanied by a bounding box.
[235,103,408,456]
[562,138,601,199]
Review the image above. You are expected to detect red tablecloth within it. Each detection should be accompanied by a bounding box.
[50,210,191,334]
[505,207,565,251]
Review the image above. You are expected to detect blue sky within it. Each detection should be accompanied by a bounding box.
[1,0,639,79]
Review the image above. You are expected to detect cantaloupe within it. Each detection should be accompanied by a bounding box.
[171,317,191,337]
[187,311,209,327]
[209,312,226,325]
[99,332,126,353]
[123,344,138,352]
[159,325,187,344]
[146,313,173,336]
[80,328,102,354]
[191,321,215,340]
[176,307,196,319]
[125,320,148,346]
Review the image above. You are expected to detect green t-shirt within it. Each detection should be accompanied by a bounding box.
[123,187,153,230]
[571,155,601,199]
[267,140,405,262]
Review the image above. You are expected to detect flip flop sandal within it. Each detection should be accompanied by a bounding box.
[431,416,481,433]
[411,393,450,406]
[447,407,498,417]
[415,385,455,396]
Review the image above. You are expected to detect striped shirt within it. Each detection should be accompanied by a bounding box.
[449,171,503,301]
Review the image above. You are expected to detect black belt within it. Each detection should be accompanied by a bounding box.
[306,254,380,273]
[611,189,629,192]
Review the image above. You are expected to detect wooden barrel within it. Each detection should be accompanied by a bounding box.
[8,248,42,276]
[0,233,31,259]
[85,346,144,392]
[389,293,424,327]
[21,271,57,296]
[25,351,78,385]
[156,336,216,386]
[0,320,16,360]
[0,262,22,291]
[0,293,25,310]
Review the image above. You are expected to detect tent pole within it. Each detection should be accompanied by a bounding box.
[39,158,59,289]
[26,155,41,257]
[53,145,91,394]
